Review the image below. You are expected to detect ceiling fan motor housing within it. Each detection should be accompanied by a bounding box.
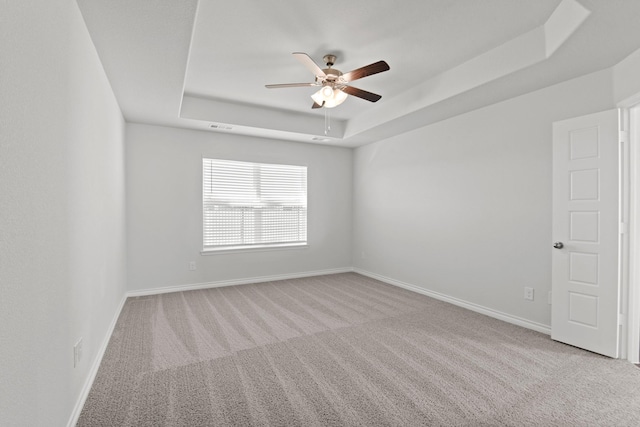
[318,68,343,88]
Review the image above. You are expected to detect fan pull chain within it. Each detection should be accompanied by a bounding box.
[324,108,331,135]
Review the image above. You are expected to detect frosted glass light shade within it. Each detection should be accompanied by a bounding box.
[311,87,348,108]
[321,86,333,98]
[310,89,324,106]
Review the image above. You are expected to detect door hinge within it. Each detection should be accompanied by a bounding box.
[619,222,628,235]
[620,130,629,144]
[618,313,626,326]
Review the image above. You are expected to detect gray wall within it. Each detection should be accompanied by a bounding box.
[126,124,353,292]
[352,69,615,327]
[0,1,127,426]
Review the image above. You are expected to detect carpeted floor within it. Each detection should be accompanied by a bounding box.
[77,273,640,426]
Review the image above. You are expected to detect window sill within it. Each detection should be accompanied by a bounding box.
[201,243,308,255]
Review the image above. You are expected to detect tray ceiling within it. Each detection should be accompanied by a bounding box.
[77,0,640,146]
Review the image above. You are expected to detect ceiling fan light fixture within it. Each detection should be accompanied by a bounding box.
[311,87,347,108]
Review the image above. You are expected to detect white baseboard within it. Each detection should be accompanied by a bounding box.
[353,268,552,335]
[67,293,128,427]
[126,267,353,297]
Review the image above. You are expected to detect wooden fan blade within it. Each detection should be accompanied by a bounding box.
[265,83,318,89]
[342,85,382,102]
[342,60,390,82]
[311,101,324,109]
[293,52,326,77]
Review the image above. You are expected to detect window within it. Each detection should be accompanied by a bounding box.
[202,158,307,252]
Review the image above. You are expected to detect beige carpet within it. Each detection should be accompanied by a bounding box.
[77,273,640,426]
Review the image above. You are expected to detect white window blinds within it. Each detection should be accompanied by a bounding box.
[203,158,307,250]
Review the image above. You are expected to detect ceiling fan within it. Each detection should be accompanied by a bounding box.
[265,52,390,109]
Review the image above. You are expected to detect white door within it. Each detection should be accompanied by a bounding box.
[551,109,620,358]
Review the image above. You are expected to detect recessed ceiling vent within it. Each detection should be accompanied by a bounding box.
[311,137,330,142]
[210,124,233,130]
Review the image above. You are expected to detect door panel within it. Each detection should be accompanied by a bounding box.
[552,109,620,358]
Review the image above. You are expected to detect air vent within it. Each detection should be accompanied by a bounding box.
[210,124,233,130]
[312,137,330,142]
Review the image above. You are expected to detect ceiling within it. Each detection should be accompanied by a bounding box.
[77,0,640,147]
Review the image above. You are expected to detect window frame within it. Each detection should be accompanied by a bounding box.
[201,157,308,254]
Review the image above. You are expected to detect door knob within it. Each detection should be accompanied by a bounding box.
[553,242,564,249]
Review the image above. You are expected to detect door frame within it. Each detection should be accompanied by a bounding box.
[619,94,640,364]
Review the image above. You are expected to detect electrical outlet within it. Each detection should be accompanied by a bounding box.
[188,261,196,271]
[524,287,534,301]
[74,338,83,368]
